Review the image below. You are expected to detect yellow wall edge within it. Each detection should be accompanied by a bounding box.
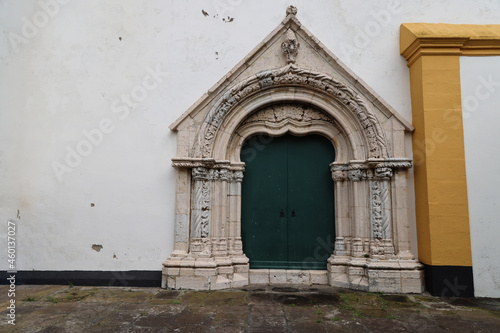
[398,23,500,267]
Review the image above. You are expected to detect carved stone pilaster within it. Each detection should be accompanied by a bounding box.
[369,180,391,240]
[191,167,211,238]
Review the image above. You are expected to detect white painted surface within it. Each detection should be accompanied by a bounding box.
[0,0,499,271]
[461,57,500,297]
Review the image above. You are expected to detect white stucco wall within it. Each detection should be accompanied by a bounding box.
[460,56,500,298]
[1,0,499,272]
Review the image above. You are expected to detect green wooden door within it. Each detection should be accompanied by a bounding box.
[241,133,335,270]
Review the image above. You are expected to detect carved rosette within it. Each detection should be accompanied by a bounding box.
[200,65,388,159]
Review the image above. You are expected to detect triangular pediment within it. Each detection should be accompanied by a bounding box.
[170,6,412,132]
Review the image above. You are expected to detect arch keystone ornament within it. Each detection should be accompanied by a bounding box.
[163,6,424,293]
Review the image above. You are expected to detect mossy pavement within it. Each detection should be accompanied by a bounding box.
[1,284,499,332]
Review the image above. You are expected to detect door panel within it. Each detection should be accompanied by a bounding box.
[241,135,288,269]
[287,135,335,269]
[241,133,335,270]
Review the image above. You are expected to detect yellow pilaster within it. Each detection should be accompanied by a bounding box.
[399,23,500,267]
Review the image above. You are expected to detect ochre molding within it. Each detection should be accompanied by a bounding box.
[399,23,490,267]
[400,23,500,66]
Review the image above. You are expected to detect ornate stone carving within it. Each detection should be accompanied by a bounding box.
[282,29,300,64]
[375,167,393,179]
[192,168,211,238]
[190,238,212,257]
[165,6,422,293]
[192,167,208,180]
[242,103,333,126]
[370,180,391,240]
[200,65,388,159]
[200,181,211,238]
[369,238,395,259]
[330,164,349,182]
[332,170,348,182]
[331,159,412,182]
[348,169,365,182]
[230,170,244,182]
[378,160,412,170]
[286,5,298,16]
[208,168,230,181]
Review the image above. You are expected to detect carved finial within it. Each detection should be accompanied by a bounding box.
[282,29,300,64]
[286,5,298,16]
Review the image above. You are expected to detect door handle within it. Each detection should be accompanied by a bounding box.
[291,209,296,217]
[280,209,285,217]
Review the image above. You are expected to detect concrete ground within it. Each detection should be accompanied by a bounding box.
[0,284,499,332]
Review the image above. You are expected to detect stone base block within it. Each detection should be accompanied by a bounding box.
[231,273,249,288]
[270,269,287,284]
[310,271,328,285]
[212,275,231,290]
[249,269,270,284]
[175,276,210,290]
[194,268,217,277]
[248,269,328,286]
[162,255,250,290]
[328,255,425,293]
[234,264,249,273]
[217,266,234,275]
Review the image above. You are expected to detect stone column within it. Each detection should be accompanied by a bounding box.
[348,163,369,257]
[210,169,229,259]
[171,168,191,257]
[227,170,249,287]
[228,171,244,256]
[190,167,212,257]
[330,163,350,256]
[328,163,351,288]
[387,160,415,259]
[369,166,395,259]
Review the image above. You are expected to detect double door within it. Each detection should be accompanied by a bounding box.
[241,133,335,270]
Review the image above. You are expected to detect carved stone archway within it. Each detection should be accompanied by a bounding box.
[162,6,424,293]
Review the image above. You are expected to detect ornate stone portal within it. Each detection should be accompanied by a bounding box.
[162,7,424,293]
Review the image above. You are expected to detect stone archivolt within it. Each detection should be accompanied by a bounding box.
[200,64,388,161]
[163,6,423,293]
